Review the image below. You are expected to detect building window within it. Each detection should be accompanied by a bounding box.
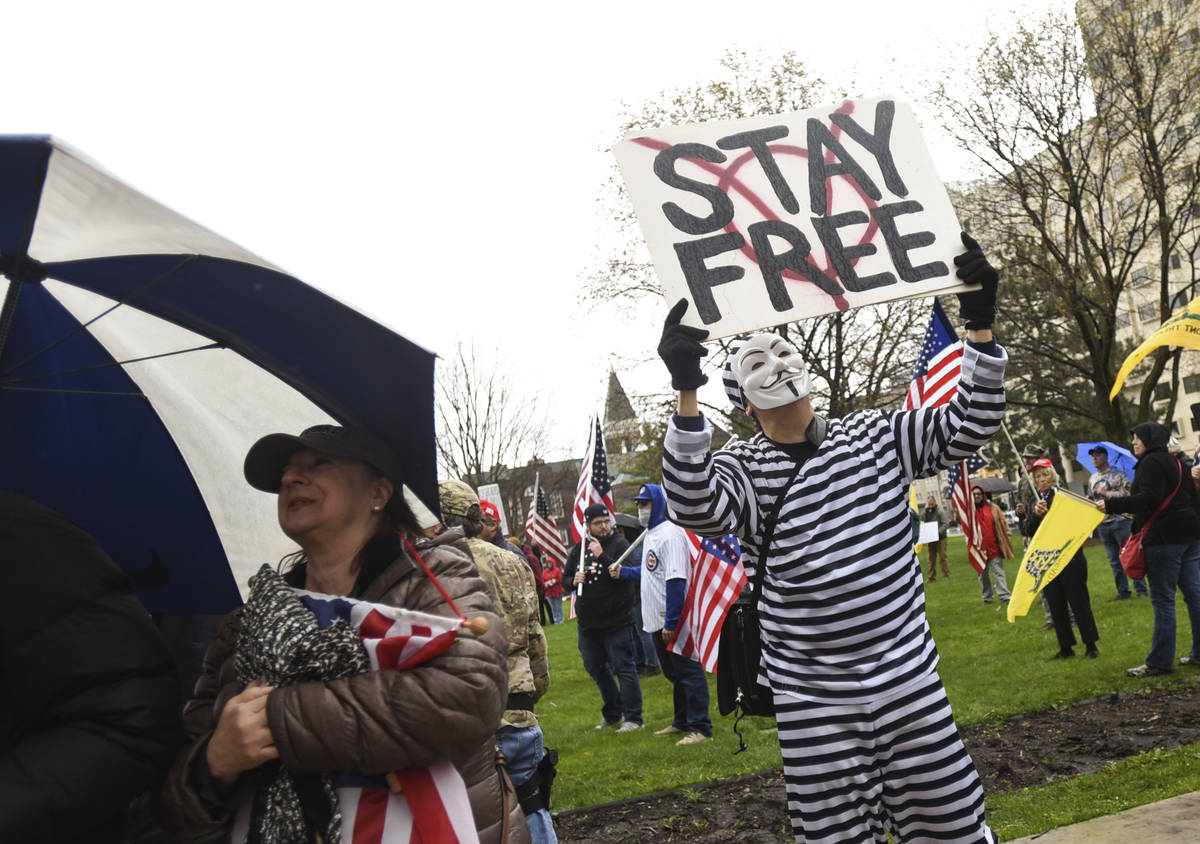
[1117,311,1132,328]
[1171,253,1183,269]
[1139,302,1159,322]
[1154,382,1171,402]
[1132,266,1150,284]
[1183,373,1200,393]
[1118,195,1135,216]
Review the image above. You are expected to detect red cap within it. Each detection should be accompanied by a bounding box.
[1032,458,1053,469]
[478,499,500,521]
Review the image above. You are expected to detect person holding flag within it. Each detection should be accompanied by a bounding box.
[611,484,713,746]
[564,503,642,731]
[158,425,524,844]
[970,484,1014,607]
[1024,459,1100,661]
[657,233,1005,844]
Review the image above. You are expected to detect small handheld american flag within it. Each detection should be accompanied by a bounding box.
[670,533,747,673]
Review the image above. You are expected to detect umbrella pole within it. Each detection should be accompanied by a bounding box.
[0,277,26,363]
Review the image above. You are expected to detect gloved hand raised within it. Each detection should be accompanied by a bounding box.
[657,298,710,390]
[953,232,999,329]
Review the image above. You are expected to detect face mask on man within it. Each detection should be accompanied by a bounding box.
[732,334,812,410]
[638,507,652,527]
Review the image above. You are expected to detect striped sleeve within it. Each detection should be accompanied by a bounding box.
[662,415,758,539]
[890,343,1007,482]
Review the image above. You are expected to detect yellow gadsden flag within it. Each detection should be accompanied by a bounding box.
[1007,488,1103,622]
[1110,294,1200,400]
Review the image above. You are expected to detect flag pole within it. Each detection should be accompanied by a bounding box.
[999,421,1039,498]
[576,415,594,597]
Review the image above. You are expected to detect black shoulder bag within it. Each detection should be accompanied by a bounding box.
[716,461,802,748]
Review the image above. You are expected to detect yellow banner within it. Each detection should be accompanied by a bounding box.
[1007,488,1103,622]
[1110,294,1200,400]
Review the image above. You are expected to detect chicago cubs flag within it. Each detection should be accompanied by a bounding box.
[670,533,747,672]
[298,593,479,844]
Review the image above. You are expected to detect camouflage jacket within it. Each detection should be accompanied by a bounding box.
[466,536,548,728]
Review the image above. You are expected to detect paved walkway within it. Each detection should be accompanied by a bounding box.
[1007,790,1200,842]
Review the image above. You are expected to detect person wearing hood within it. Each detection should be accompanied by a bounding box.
[1022,460,1100,660]
[612,484,713,746]
[656,234,1003,843]
[1098,422,1200,677]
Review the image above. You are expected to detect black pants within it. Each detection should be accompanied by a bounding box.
[1044,552,1098,651]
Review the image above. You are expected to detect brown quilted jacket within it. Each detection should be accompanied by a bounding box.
[156,529,529,843]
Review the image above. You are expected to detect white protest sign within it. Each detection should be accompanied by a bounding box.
[919,521,941,545]
[476,483,509,534]
[614,97,968,339]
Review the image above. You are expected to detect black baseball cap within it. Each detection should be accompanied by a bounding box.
[244,424,403,493]
[1087,445,1108,456]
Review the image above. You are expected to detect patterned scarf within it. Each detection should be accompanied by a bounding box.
[234,564,370,843]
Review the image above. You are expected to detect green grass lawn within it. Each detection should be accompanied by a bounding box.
[540,536,1200,835]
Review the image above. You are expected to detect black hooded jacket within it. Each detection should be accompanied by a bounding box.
[1105,422,1200,545]
[0,493,180,843]
[564,529,633,633]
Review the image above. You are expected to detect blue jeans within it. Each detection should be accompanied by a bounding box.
[1144,540,1200,670]
[547,596,564,624]
[653,634,712,736]
[1097,519,1146,596]
[630,594,660,670]
[577,626,643,724]
[497,725,557,844]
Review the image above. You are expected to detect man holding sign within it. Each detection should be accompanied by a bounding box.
[656,234,1003,842]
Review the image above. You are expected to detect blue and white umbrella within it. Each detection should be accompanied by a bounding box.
[0,136,437,614]
[1075,440,1137,479]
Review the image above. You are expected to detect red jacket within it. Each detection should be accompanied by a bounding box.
[541,559,565,598]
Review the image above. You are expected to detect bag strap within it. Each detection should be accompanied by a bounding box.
[750,461,804,604]
[1141,457,1183,534]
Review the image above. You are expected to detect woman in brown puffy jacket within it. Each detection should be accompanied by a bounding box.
[157,424,529,843]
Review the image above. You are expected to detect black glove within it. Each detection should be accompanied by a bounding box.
[953,231,999,330]
[657,298,710,390]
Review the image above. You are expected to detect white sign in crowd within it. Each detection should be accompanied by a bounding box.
[615,97,972,339]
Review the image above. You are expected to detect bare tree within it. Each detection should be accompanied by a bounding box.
[931,0,1200,441]
[435,342,550,501]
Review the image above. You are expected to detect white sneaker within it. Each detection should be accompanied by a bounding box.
[616,721,643,733]
[676,731,711,746]
[594,719,621,730]
[653,725,684,736]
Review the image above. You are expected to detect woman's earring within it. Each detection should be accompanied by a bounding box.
[372,505,382,513]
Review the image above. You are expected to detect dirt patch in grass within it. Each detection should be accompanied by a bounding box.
[553,681,1200,842]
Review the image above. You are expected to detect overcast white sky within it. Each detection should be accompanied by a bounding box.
[4,0,1076,459]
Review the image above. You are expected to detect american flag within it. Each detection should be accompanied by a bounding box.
[570,417,615,542]
[947,454,989,575]
[905,299,963,410]
[294,592,478,844]
[525,474,567,567]
[670,533,747,673]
